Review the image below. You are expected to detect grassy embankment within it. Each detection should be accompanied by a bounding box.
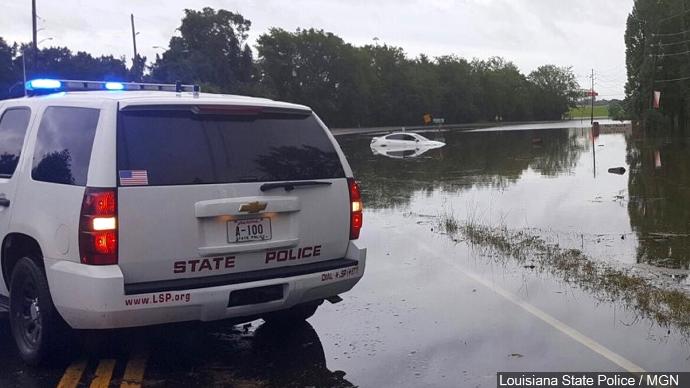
[569,105,609,118]
[439,213,690,331]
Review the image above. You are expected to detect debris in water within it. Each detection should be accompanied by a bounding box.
[608,167,626,174]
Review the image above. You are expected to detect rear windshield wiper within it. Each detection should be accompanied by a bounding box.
[260,181,333,192]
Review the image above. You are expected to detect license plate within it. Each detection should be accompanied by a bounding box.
[228,218,272,243]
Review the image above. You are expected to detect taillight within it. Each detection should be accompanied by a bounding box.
[79,187,118,265]
[348,178,363,240]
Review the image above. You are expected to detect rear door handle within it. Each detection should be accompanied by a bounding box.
[0,198,10,207]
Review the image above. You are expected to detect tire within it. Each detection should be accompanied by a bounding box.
[262,300,322,326]
[8,257,65,365]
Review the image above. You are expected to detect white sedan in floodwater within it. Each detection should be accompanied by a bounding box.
[370,132,446,158]
[370,132,446,149]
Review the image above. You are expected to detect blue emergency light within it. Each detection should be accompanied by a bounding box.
[104,82,125,90]
[23,78,200,96]
[25,79,62,90]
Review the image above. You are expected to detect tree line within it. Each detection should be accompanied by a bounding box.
[1,7,580,128]
[625,0,690,129]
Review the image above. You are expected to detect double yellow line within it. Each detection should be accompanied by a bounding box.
[57,349,149,388]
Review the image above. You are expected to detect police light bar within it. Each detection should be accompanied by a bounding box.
[25,79,62,90]
[25,79,201,95]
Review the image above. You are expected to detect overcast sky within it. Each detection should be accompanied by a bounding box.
[2,0,632,99]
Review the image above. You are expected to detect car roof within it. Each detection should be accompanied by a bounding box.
[6,91,311,111]
[386,132,423,137]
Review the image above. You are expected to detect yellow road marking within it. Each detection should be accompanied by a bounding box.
[415,241,646,373]
[89,359,117,388]
[57,359,88,388]
[120,349,149,388]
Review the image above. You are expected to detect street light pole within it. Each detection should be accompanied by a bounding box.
[32,0,37,52]
[131,14,138,65]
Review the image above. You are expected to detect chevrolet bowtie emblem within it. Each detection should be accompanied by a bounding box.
[239,201,268,213]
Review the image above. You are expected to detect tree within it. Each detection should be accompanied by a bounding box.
[150,7,255,93]
[435,55,479,123]
[470,58,533,121]
[129,54,147,82]
[528,65,580,120]
[0,38,19,100]
[360,44,409,126]
[608,100,628,120]
[10,44,129,90]
[256,28,370,127]
[625,0,690,128]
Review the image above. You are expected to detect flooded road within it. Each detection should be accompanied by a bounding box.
[346,123,690,275]
[2,123,690,387]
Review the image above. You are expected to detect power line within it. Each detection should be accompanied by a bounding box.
[594,74,626,83]
[657,49,690,58]
[655,75,690,83]
[654,38,690,47]
[654,29,690,38]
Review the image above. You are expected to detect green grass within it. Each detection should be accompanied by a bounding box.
[437,214,690,331]
[569,105,609,118]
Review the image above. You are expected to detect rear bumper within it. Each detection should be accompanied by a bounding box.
[44,241,366,329]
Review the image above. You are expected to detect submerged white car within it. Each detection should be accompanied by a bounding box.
[370,132,445,150]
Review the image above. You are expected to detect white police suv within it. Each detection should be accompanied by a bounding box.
[0,79,366,365]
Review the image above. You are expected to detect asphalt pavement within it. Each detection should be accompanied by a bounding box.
[4,210,685,387]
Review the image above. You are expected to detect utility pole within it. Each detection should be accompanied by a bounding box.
[130,14,138,65]
[590,68,595,124]
[31,0,37,63]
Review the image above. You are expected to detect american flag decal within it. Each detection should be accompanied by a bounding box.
[119,170,149,186]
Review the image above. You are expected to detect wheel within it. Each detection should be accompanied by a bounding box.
[8,257,65,365]
[262,300,322,326]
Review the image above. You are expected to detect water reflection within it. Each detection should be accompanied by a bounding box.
[0,319,355,387]
[340,123,690,271]
[343,128,585,209]
[626,129,690,269]
[370,142,445,159]
[149,320,354,387]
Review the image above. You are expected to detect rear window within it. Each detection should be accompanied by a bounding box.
[32,107,100,186]
[117,109,345,186]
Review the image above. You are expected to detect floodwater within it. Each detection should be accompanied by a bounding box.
[4,121,690,387]
[343,123,690,277]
